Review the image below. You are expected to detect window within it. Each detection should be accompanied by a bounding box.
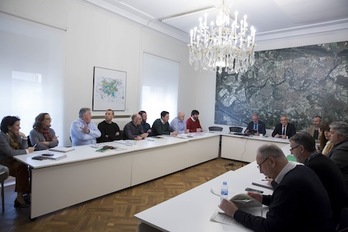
[0,13,64,140]
[140,53,179,125]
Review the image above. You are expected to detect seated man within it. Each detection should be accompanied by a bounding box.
[290,132,348,226]
[123,113,148,140]
[271,115,296,139]
[70,107,101,146]
[138,110,152,134]
[219,144,335,232]
[97,109,121,143]
[151,111,178,136]
[170,112,186,134]
[327,121,348,189]
[244,113,266,135]
[305,115,322,140]
[186,110,202,133]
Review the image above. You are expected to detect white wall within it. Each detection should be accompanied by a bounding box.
[1,0,347,144]
[0,0,212,145]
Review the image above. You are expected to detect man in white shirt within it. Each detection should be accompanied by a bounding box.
[70,107,101,146]
[170,112,186,134]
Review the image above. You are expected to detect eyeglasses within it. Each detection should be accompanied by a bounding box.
[289,144,301,152]
[257,157,270,169]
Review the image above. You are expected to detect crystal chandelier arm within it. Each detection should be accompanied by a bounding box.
[188,0,256,74]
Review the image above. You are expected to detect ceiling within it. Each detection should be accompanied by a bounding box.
[85,0,348,43]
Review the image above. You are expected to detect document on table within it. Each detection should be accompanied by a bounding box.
[49,146,75,153]
[32,153,67,161]
[211,210,236,225]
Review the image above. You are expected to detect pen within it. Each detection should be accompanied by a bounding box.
[245,187,263,193]
[33,144,37,148]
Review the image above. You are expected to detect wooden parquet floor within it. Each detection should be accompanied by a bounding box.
[0,158,247,232]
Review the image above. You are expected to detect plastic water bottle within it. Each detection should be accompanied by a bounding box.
[220,181,229,201]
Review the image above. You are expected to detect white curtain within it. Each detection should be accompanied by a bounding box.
[0,12,64,140]
[141,53,179,125]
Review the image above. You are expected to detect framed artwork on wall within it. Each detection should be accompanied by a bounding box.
[92,66,126,111]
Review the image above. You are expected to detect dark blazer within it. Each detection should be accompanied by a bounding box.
[234,165,335,232]
[327,140,348,189]
[244,120,266,135]
[305,153,348,225]
[271,123,296,138]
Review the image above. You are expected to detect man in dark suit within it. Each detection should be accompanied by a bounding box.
[327,121,348,189]
[244,113,266,135]
[290,132,348,226]
[218,144,335,232]
[272,115,296,139]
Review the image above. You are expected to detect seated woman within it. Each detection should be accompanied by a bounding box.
[320,123,333,155]
[0,116,35,208]
[29,113,59,151]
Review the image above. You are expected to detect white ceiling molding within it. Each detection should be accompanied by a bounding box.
[85,0,189,42]
[84,0,348,45]
[257,19,348,42]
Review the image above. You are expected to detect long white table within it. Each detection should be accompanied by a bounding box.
[134,161,273,232]
[14,133,220,219]
[221,134,289,162]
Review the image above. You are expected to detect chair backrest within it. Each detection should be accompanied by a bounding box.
[27,136,32,147]
[208,126,223,132]
[229,126,243,133]
[0,165,9,181]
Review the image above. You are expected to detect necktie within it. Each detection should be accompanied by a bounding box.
[254,123,257,130]
[282,126,285,135]
[313,129,319,140]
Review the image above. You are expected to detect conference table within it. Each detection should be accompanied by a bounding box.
[14,132,220,219]
[13,131,289,220]
[134,142,292,232]
[221,134,289,162]
[134,161,273,232]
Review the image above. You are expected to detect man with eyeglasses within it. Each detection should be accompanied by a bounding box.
[219,144,335,232]
[290,132,348,226]
[326,121,348,189]
[271,115,296,139]
[244,113,266,136]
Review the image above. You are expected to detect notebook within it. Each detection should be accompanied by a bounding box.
[49,146,75,153]
[32,153,67,160]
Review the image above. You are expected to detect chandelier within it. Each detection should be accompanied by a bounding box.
[188,0,256,74]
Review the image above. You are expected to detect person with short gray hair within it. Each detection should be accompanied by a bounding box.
[271,115,296,139]
[123,113,148,140]
[327,121,348,188]
[70,107,101,146]
[170,112,186,134]
[219,144,335,231]
[244,113,266,136]
[290,132,348,225]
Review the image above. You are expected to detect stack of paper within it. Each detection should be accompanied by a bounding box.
[49,147,75,153]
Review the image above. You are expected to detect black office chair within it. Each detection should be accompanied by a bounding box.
[0,165,9,212]
[27,136,32,147]
[337,208,348,232]
[229,126,243,133]
[208,126,223,132]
